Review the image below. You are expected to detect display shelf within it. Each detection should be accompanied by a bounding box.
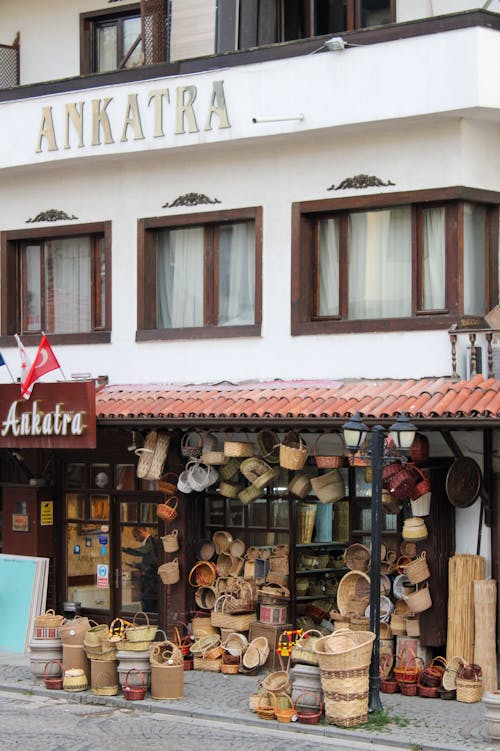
[296,595,335,602]
[351,530,398,536]
[296,567,346,576]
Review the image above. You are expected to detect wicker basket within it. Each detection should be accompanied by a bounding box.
[291,629,322,666]
[238,483,261,505]
[122,668,147,701]
[279,431,309,470]
[63,668,88,692]
[344,544,371,572]
[337,571,371,616]
[35,610,65,630]
[273,692,296,723]
[442,655,465,691]
[212,530,233,554]
[313,433,344,469]
[136,430,170,480]
[157,495,179,522]
[256,429,280,465]
[188,560,217,587]
[224,440,254,458]
[456,665,483,703]
[393,647,424,684]
[218,458,241,481]
[193,656,221,672]
[161,529,179,553]
[210,596,257,631]
[43,659,64,690]
[158,558,180,585]
[257,692,276,720]
[181,430,203,458]
[288,472,312,499]
[125,611,157,642]
[296,503,317,544]
[295,691,323,724]
[219,480,242,498]
[404,552,430,584]
[310,469,345,504]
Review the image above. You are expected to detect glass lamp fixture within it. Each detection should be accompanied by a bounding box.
[388,413,417,452]
[342,412,369,452]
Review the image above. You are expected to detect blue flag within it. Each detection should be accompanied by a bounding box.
[0,351,5,367]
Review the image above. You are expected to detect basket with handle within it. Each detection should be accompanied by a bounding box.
[187,460,218,492]
[221,652,241,674]
[35,609,65,639]
[258,582,290,606]
[279,431,309,470]
[151,634,184,666]
[404,552,430,584]
[257,692,276,720]
[156,495,179,523]
[158,471,178,496]
[337,570,371,616]
[122,668,147,701]
[125,611,158,642]
[161,529,179,553]
[238,483,261,505]
[210,596,257,631]
[177,467,193,494]
[456,664,483,703]
[44,659,64,690]
[295,691,323,724]
[409,465,432,500]
[419,656,447,688]
[212,530,233,554]
[291,629,322,666]
[403,582,432,613]
[173,621,193,657]
[181,430,203,459]
[394,646,424,684]
[272,692,296,723]
[313,433,345,469]
[256,429,280,465]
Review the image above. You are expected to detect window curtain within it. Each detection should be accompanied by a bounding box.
[463,203,486,316]
[318,218,340,316]
[348,207,412,319]
[156,227,204,328]
[45,237,91,333]
[218,222,255,326]
[422,207,445,310]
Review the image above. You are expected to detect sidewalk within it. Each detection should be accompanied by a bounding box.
[0,651,495,751]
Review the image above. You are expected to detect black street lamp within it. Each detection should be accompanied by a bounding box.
[342,411,416,712]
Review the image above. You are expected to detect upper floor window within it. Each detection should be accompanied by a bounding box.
[291,189,499,335]
[217,0,395,52]
[81,4,142,74]
[1,223,111,345]
[137,208,262,340]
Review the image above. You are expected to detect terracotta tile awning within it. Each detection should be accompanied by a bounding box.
[95,375,500,424]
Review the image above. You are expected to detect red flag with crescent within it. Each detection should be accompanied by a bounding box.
[21,334,61,400]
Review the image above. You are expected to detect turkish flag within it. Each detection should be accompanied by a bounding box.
[21,334,61,400]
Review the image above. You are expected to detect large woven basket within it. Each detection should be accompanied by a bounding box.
[337,571,371,616]
[313,433,345,469]
[314,629,375,671]
[344,544,371,572]
[136,431,171,480]
[296,503,317,544]
[310,469,345,504]
[256,429,280,464]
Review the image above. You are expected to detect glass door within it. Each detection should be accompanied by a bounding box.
[119,497,159,615]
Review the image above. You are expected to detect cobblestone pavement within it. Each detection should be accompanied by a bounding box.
[0,652,495,751]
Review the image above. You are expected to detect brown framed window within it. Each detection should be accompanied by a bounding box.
[80,4,142,75]
[137,208,262,341]
[1,222,111,345]
[217,0,395,52]
[291,188,500,335]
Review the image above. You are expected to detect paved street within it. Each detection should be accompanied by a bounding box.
[0,690,409,751]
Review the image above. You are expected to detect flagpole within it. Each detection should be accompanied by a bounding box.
[3,360,16,384]
[42,331,67,381]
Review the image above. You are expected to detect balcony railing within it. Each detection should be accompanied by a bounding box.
[0,41,19,90]
[449,315,500,380]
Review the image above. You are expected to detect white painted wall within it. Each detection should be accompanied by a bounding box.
[398,0,500,23]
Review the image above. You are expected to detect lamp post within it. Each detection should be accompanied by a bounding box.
[342,412,416,712]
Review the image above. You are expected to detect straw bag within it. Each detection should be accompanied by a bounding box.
[404,552,430,584]
[158,558,180,585]
[59,616,91,645]
[125,611,157,642]
[161,529,179,553]
[291,629,322,666]
[279,431,309,470]
[310,469,345,504]
[156,495,179,523]
[256,429,280,464]
[136,430,170,480]
[313,433,344,469]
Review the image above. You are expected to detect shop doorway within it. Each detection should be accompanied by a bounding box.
[62,460,160,620]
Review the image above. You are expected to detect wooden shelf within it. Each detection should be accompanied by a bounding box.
[351,530,398,536]
[296,595,334,602]
[296,542,345,549]
[296,567,347,576]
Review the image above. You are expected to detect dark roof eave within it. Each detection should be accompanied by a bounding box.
[96,416,498,430]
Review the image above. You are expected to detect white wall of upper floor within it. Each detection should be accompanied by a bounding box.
[0,113,498,386]
[0,0,499,88]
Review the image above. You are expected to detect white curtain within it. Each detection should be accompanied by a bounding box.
[156,227,204,328]
[218,222,255,326]
[422,207,446,310]
[463,203,486,315]
[348,207,412,319]
[318,218,339,316]
[45,237,91,333]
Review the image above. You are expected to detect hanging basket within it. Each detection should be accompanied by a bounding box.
[157,495,179,522]
[310,469,345,504]
[288,472,312,499]
[161,529,179,553]
[404,552,430,585]
[256,429,280,465]
[188,560,217,587]
[158,559,180,585]
[224,439,254,458]
[136,431,171,480]
[279,431,309,470]
[187,460,218,492]
[402,516,428,541]
[181,430,203,459]
[337,571,371,616]
[344,544,371,572]
[313,433,345,469]
[158,471,179,497]
[404,582,432,613]
[212,530,233,554]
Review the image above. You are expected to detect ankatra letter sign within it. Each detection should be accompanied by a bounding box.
[0,382,96,448]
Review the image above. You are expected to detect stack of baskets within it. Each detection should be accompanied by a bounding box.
[313,629,375,727]
[150,636,184,699]
[120,612,158,652]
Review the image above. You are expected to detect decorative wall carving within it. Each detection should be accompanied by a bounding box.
[328,174,395,191]
[26,209,78,223]
[162,193,221,208]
